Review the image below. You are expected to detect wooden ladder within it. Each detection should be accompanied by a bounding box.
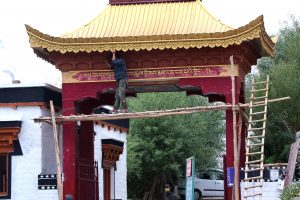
[244,75,269,199]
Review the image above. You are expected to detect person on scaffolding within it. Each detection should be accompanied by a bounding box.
[107,50,128,113]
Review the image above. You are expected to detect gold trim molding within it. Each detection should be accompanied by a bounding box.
[62,65,239,83]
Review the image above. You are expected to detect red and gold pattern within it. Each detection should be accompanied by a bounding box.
[63,65,238,83]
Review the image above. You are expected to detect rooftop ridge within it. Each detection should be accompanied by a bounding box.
[109,0,197,5]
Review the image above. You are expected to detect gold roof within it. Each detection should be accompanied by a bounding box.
[61,1,232,38]
[26,0,275,56]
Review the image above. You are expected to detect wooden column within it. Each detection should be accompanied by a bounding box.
[62,96,78,200]
[102,141,123,200]
[103,168,111,200]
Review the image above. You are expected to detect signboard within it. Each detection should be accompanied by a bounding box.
[185,156,195,200]
[227,167,234,187]
[62,65,239,83]
[186,159,192,177]
[270,169,279,181]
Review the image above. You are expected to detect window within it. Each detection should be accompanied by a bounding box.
[213,170,224,180]
[0,124,22,199]
[0,154,8,196]
[197,172,212,180]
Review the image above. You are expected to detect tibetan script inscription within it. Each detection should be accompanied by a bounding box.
[65,65,233,83]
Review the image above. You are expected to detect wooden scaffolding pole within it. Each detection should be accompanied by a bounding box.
[230,56,240,200]
[50,100,63,200]
[34,97,290,123]
[284,135,300,187]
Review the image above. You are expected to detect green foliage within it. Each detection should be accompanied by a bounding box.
[281,184,300,200]
[254,16,300,163]
[257,57,274,75]
[127,92,225,198]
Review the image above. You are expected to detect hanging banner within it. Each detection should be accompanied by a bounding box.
[185,156,195,200]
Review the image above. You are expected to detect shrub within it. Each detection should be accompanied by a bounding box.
[281,183,300,200]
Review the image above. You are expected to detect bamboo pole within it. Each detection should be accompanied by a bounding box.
[33,97,290,123]
[50,100,63,200]
[237,110,243,159]
[230,56,240,200]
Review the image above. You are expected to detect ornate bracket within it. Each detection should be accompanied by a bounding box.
[101,139,124,168]
[0,127,21,153]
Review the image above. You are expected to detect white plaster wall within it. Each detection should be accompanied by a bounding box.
[0,106,61,200]
[94,127,103,199]
[114,144,127,200]
[241,181,284,200]
[94,124,127,200]
[41,109,57,174]
[0,106,42,200]
[38,190,58,200]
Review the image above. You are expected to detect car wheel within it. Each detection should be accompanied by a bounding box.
[194,189,202,200]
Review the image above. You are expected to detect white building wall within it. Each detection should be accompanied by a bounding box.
[41,109,57,174]
[240,180,284,200]
[0,106,42,200]
[94,124,127,200]
[0,106,59,200]
[37,190,58,200]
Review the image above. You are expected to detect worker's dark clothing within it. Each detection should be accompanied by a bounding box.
[112,58,128,111]
[112,58,127,81]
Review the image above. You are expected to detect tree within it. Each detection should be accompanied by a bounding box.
[127,92,225,199]
[255,16,300,163]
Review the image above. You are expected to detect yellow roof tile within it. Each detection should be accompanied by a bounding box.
[62,0,233,38]
[25,0,275,57]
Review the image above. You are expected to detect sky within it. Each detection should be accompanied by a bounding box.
[0,0,299,87]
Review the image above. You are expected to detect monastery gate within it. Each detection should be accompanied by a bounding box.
[26,0,275,199]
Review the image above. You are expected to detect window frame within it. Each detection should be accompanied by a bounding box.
[0,154,8,197]
[0,122,22,199]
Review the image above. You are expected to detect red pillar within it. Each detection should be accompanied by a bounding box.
[224,78,245,200]
[62,97,78,199]
[239,85,246,168]
[225,108,235,200]
[225,81,241,200]
[239,116,246,168]
[223,155,228,200]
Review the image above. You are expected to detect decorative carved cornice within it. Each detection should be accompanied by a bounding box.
[0,127,21,153]
[96,121,129,133]
[102,144,123,168]
[0,102,47,109]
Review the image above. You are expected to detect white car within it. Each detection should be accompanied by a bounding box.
[178,169,224,200]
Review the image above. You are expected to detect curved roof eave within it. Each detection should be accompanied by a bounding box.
[25,15,275,59]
